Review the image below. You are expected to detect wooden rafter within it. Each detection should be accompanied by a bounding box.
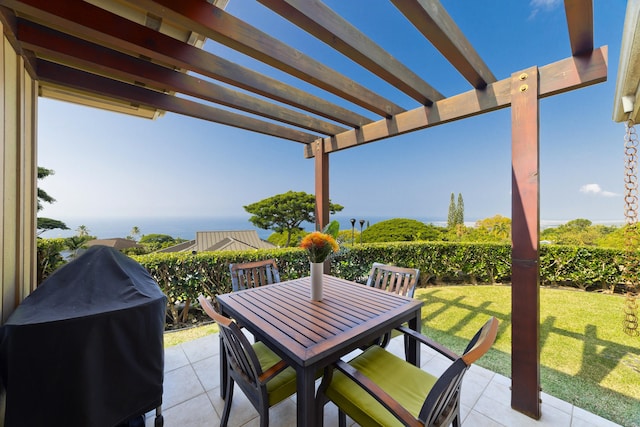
[3,0,372,129]
[305,46,608,157]
[131,0,406,118]
[391,0,496,89]
[17,20,345,136]
[35,60,318,143]
[257,0,444,105]
[564,0,594,55]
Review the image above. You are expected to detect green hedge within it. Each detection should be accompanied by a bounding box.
[132,242,629,326]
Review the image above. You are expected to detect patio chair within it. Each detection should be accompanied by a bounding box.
[317,316,499,427]
[197,295,297,427]
[229,259,280,292]
[366,262,420,349]
[367,262,420,297]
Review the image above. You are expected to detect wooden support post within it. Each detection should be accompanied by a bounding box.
[510,66,541,419]
[314,139,329,232]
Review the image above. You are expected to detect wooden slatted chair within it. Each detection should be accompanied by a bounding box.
[367,262,420,297]
[317,317,499,427]
[366,262,420,349]
[198,295,297,427]
[229,259,280,292]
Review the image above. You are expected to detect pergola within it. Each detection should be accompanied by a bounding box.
[0,0,609,420]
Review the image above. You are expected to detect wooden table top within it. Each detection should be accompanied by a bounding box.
[217,274,423,367]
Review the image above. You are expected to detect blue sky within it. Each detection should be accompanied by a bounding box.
[38,0,628,229]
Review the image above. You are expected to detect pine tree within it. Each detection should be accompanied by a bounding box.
[456,193,465,225]
[447,193,456,228]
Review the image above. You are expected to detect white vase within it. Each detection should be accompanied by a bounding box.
[310,262,323,301]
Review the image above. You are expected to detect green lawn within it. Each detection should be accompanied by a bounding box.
[164,285,639,426]
[416,285,640,427]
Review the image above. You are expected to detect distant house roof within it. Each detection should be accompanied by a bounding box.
[85,238,142,250]
[157,230,275,253]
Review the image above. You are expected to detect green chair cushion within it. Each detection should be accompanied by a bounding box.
[326,345,437,427]
[253,341,297,405]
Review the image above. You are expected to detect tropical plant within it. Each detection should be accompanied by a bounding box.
[76,225,90,237]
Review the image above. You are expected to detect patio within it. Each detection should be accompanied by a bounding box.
[149,333,622,427]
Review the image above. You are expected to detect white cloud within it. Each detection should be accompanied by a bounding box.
[579,183,618,197]
[529,0,561,19]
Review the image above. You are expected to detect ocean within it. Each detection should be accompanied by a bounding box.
[39,215,625,241]
[40,215,450,240]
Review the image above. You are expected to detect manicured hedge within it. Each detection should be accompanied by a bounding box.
[132,242,629,325]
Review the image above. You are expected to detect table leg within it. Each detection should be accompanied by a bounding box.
[296,366,318,427]
[407,309,421,367]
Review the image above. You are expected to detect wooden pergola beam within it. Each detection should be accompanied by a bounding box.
[305,46,608,157]
[4,0,372,128]
[35,60,318,143]
[17,20,344,137]
[257,0,444,105]
[565,0,594,55]
[392,0,496,88]
[133,0,406,118]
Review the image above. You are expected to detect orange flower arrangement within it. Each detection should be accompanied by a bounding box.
[300,231,339,263]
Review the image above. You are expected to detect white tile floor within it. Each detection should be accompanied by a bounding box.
[146,334,622,427]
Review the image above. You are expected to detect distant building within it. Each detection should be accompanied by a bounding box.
[85,238,142,250]
[158,230,275,253]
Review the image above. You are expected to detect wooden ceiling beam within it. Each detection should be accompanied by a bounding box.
[131,0,405,118]
[17,20,347,136]
[35,60,318,143]
[257,0,444,106]
[391,0,496,89]
[3,0,372,128]
[564,0,594,56]
[305,46,607,157]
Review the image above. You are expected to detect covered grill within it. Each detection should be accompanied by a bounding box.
[0,246,166,427]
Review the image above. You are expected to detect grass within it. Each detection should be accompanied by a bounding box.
[415,285,640,427]
[164,285,639,426]
[164,322,218,347]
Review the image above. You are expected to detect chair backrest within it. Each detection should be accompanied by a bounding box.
[197,295,264,389]
[419,317,499,426]
[366,262,420,297]
[229,259,280,292]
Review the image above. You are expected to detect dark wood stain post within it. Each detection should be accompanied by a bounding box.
[510,66,541,419]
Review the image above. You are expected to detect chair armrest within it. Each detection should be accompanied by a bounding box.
[395,326,459,361]
[259,359,289,383]
[334,360,422,427]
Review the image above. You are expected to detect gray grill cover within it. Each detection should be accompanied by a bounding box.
[0,245,166,427]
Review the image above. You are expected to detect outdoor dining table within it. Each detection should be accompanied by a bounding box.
[216,274,424,427]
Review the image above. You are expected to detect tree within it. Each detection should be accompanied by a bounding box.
[470,215,511,242]
[65,235,90,259]
[447,192,464,228]
[541,218,615,246]
[362,218,442,243]
[447,193,456,228]
[244,191,344,247]
[37,218,69,236]
[36,166,68,234]
[128,226,141,241]
[76,225,90,237]
[138,233,186,251]
[455,193,464,225]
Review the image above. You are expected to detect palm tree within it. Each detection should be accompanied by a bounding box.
[65,236,88,259]
[76,225,90,237]
[129,226,141,241]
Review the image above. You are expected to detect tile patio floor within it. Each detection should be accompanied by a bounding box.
[146,333,622,427]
